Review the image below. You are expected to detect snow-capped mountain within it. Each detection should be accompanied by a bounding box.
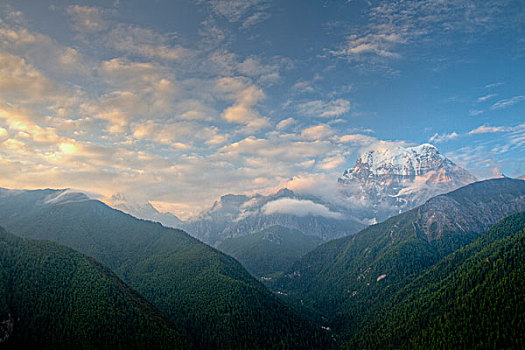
[338,143,477,221]
[109,193,183,229]
[183,189,365,246]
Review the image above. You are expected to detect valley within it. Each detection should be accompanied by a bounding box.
[0,1,524,348]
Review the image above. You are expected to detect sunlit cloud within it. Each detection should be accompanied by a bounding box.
[276,117,296,130]
[301,124,333,140]
[215,76,270,131]
[469,125,509,134]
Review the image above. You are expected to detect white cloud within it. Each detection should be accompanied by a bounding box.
[301,124,333,140]
[0,52,73,110]
[262,198,343,219]
[332,33,404,61]
[237,56,283,84]
[219,136,333,162]
[429,131,459,143]
[469,109,484,116]
[242,11,271,29]
[491,96,525,110]
[83,58,180,132]
[332,1,520,65]
[469,125,509,134]
[297,99,351,118]
[338,134,377,146]
[0,15,90,76]
[205,0,267,23]
[215,76,269,131]
[477,93,497,102]
[319,154,345,170]
[276,117,296,130]
[485,82,504,89]
[292,80,315,94]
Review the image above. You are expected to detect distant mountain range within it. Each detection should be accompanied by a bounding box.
[274,178,525,346]
[183,188,364,246]
[179,143,477,245]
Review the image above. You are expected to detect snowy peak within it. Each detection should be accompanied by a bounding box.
[340,143,474,183]
[338,143,477,220]
[343,143,451,179]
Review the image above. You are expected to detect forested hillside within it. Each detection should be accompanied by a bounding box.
[0,227,190,349]
[274,178,525,344]
[0,189,329,349]
[347,212,525,349]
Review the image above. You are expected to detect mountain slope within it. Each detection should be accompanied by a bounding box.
[0,189,330,349]
[0,226,189,349]
[274,178,525,342]
[217,225,322,279]
[347,212,525,349]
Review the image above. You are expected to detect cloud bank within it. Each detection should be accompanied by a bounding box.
[262,198,343,219]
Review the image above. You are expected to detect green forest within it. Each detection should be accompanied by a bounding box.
[0,227,190,349]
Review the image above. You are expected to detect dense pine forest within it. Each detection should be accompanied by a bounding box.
[347,212,525,349]
[0,227,190,349]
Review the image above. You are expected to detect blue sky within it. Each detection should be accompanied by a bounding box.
[0,0,523,217]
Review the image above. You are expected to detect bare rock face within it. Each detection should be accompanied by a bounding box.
[338,143,477,221]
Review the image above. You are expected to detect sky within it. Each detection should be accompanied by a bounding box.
[0,0,524,219]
